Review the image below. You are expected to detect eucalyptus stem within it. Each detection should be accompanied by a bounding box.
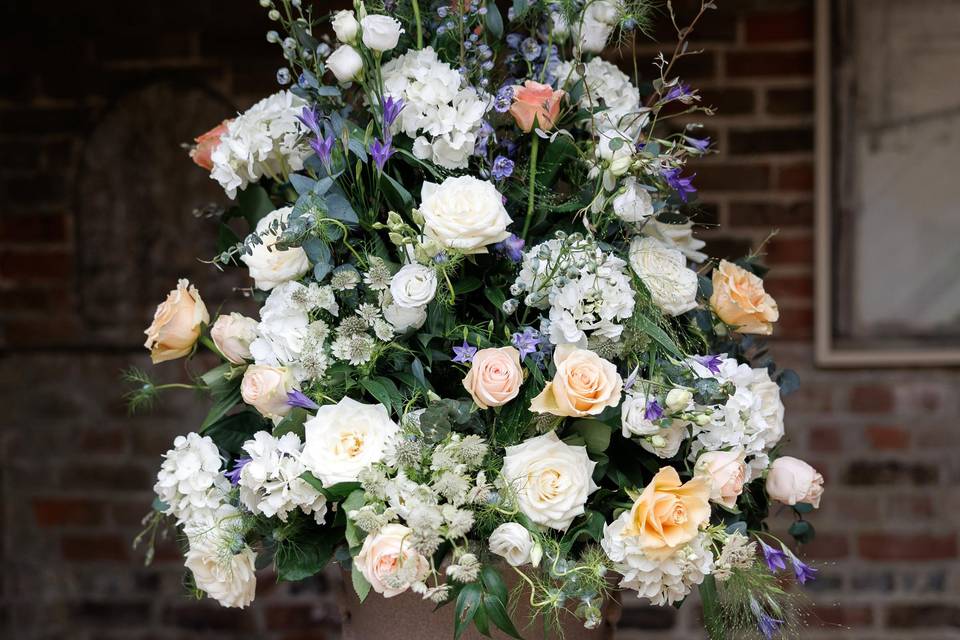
[410,0,423,48]
[521,133,540,240]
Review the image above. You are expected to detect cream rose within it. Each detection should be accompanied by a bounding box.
[612,177,654,223]
[389,263,437,308]
[332,10,360,44]
[629,236,699,316]
[665,388,693,412]
[211,312,258,364]
[530,345,622,418]
[766,456,823,508]
[327,45,364,83]
[462,347,523,409]
[355,523,429,597]
[143,278,210,364]
[240,208,310,291]
[418,176,513,254]
[695,448,748,509]
[382,300,427,332]
[301,397,400,486]
[501,432,598,530]
[639,420,688,459]
[241,364,296,420]
[361,15,404,52]
[489,523,539,567]
[710,259,779,335]
[184,506,257,608]
[623,466,711,558]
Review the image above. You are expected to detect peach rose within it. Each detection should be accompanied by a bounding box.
[530,345,622,417]
[240,364,295,421]
[509,80,565,132]
[462,347,523,409]
[766,456,823,508]
[710,260,779,335]
[623,466,711,557]
[695,448,747,509]
[189,120,230,171]
[211,312,258,364]
[355,523,430,598]
[143,278,210,364]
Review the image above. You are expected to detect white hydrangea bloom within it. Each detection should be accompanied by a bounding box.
[382,47,489,169]
[154,433,229,524]
[249,281,311,370]
[629,236,699,316]
[555,57,643,134]
[183,504,257,608]
[601,512,713,606]
[238,431,328,525]
[210,90,311,199]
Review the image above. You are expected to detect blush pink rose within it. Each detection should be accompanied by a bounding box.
[462,347,523,409]
[509,80,565,132]
[766,456,824,508]
[143,279,209,364]
[355,524,429,598]
[189,120,231,171]
[695,448,748,509]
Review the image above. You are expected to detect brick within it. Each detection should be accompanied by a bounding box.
[745,9,814,44]
[776,305,813,339]
[850,385,895,413]
[0,213,68,243]
[808,426,842,452]
[887,604,960,628]
[0,248,72,280]
[70,601,151,625]
[726,50,813,78]
[692,163,770,191]
[865,425,910,451]
[766,235,813,266]
[766,87,814,115]
[802,532,850,560]
[858,534,957,560]
[764,274,813,300]
[698,88,755,116]
[728,201,813,227]
[618,604,677,629]
[266,605,323,630]
[59,463,150,491]
[729,127,814,155]
[61,535,128,562]
[33,498,106,527]
[811,604,873,628]
[776,163,814,191]
[844,460,939,486]
[0,106,91,135]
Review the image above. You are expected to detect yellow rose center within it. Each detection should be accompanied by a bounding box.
[335,431,365,458]
[535,468,562,501]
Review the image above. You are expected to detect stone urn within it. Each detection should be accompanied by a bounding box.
[338,569,620,640]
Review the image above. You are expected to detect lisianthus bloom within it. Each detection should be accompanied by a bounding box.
[509,80,565,132]
[710,260,779,335]
[189,120,230,171]
[623,466,711,557]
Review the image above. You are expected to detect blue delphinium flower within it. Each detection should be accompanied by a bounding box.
[287,390,319,411]
[491,155,515,180]
[759,539,789,572]
[225,457,251,486]
[511,327,542,360]
[370,138,395,172]
[662,167,697,202]
[687,136,711,153]
[452,340,478,364]
[494,85,514,113]
[520,37,542,62]
[493,233,525,262]
[665,82,693,102]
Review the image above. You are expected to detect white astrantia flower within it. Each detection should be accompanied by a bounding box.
[417,176,512,254]
[183,504,257,608]
[240,207,310,291]
[629,236,698,316]
[154,433,229,524]
[555,57,643,134]
[238,431,328,524]
[501,431,598,530]
[210,90,311,199]
[301,397,400,485]
[643,218,708,263]
[601,512,714,606]
[382,47,489,169]
[390,263,438,308]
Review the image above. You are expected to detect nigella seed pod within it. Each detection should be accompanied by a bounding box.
[276,68,291,85]
[268,9,281,20]
[266,30,280,43]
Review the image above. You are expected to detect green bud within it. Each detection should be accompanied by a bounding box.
[411,208,425,226]
[388,232,405,246]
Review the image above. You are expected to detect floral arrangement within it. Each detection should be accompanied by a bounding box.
[130,1,825,638]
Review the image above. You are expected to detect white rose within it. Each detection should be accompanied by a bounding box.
[612,177,653,223]
[241,364,296,421]
[184,505,257,608]
[643,219,707,263]
[332,10,360,44]
[418,176,513,254]
[638,420,688,459]
[327,45,364,83]
[501,432,598,531]
[576,0,618,53]
[389,263,438,308]
[489,523,540,567]
[766,457,823,508]
[665,388,693,412]
[629,236,699,316]
[620,391,660,437]
[211,312,258,364]
[749,368,785,451]
[355,523,429,598]
[696,448,748,509]
[361,15,404,52]
[383,301,427,332]
[240,208,310,291]
[301,397,400,486]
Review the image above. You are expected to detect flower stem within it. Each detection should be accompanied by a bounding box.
[521,133,539,240]
[411,0,423,49]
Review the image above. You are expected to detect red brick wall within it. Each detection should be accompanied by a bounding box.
[3,1,958,638]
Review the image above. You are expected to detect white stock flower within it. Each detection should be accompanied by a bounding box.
[332,10,359,44]
[301,397,400,485]
[501,432,598,530]
[575,0,619,53]
[327,45,364,83]
[154,433,229,524]
[489,523,538,567]
[238,431,328,524]
[240,208,310,291]
[418,176,512,253]
[183,504,257,608]
[389,263,438,308]
[629,236,698,316]
[210,91,310,199]
[361,15,404,52]
[620,391,661,437]
[643,218,708,263]
[612,177,654,223]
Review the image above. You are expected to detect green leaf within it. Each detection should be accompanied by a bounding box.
[699,575,724,640]
[537,136,576,187]
[343,490,367,550]
[202,411,265,455]
[351,563,372,602]
[484,1,504,39]
[793,502,814,514]
[480,565,509,605]
[236,184,275,228]
[381,171,414,211]
[483,594,523,639]
[290,174,317,195]
[788,519,815,544]
[559,510,605,554]
[453,276,483,295]
[273,408,308,440]
[454,583,483,640]
[359,378,393,412]
[632,312,683,359]
[199,384,242,432]
[275,535,335,581]
[569,419,612,454]
[324,186,360,224]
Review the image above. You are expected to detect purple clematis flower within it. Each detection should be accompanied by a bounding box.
[694,354,723,375]
[662,167,697,202]
[452,340,478,364]
[788,552,818,584]
[225,457,251,486]
[511,327,542,360]
[687,136,711,153]
[381,95,404,131]
[491,155,515,180]
[759,539,789,572]
[370,138,395,172]
[297,105,322,137]
[664,82,693,102]
[287,390,319,411]
[749,597,784,640]
[644,399,664,421]
[310,133,335,168]
[494,233,525,262]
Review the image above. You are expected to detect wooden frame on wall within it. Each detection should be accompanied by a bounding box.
[814,0,960,367]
